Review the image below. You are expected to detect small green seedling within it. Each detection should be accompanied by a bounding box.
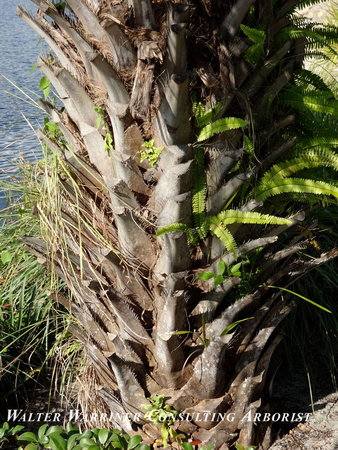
[0,422,24,448]
[140,140,164,166]
[174,314,253,348]
[197,259,242,288]
[95,106,114,154]
[142,395,186,447]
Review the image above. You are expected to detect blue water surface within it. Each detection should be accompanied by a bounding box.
[0,0,47,209]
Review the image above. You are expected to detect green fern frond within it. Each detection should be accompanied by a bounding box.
[240,24,266,45]
[240,24,266,65]
[155,223,189,237]
[268,192,338,208]
[260,150,338,184]
[195,101,206,121]
[197,117,248,142]
[205,210,290,254]
[295,0,328,12]
[195,103,222,128]
[276,24,338,52]
[281,88,338,117]
[191,93,198,117]
[243,135,255,159]
[211,210,291,226]
[297,137,338,151]
[207,217,238,254]
[295,148,338,168]
[294,69,333,92]
[193,147,207,234]
[255,178,338,201]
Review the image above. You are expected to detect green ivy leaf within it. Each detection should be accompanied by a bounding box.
[77,430,92,440]
[48,433,66,450]
[229,262,242,276]
[98,428,109,445]
[39,435,49,445]
[78,437,97,447]
[38,424,49,440]
[44,85,51,100]
[127,435,142,449]
[11,425,25,435]
[24,444,38,450]
[46,426,64,436]
[218,259,226,276]
[39,76,50,90]
[214,274,224,287]
[66,422,79,433]
[66,433,81,449]
[197,271,215,281]
[17,432,38,443]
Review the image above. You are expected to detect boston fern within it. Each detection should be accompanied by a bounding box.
[254,147,338,202]
[16,0,338,449]
[156,210,291,255]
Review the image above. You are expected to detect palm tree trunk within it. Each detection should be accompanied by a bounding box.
[19,1,338,448]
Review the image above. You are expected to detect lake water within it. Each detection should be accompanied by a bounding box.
[0,0,46,209]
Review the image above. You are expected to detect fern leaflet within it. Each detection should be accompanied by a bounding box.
[205,211,291,254]
[195,102,222,128]
[210,210,291,226]
[155,223,189,237]
[207,217,238,255]
[243,134,255,160]
[197,118,247,142]
[255,178,338,201]
[240,24,266,65]
[282,88,338,117]
[193,147,207,235]
[240,24,266,45]
[259,150,338,185]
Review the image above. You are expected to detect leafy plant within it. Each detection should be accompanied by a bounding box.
[39,76,51,100]
[197,259,242,288]
[0,422,24,448]
[142,395,185,447]
[156,210,291,255]
[240,24,266,65]
[95,106,114,153]
[140,140,164,166]
[0,422,149,450]
[174,313,254,348]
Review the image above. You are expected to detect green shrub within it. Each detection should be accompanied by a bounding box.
[0,422,149,450]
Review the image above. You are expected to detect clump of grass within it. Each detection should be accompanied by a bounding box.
[281,206,338,398]
[0,160,84,414]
